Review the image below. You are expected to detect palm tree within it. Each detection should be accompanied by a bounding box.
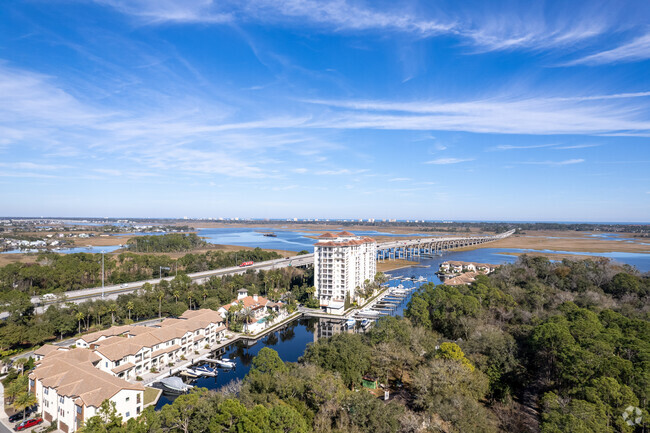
[228,303,243,329]
[126,301,134,321]
[75,312,85,334]
[202,289,208,303]
[14,358,28,375]
[187,293,194,310]
[5,380,23,404]
[241,307,255,330]
[107,304,118,325]
[173,290,180,304]
[157,290,165,318]
[13,392,37,421]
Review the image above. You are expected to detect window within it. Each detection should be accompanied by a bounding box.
[125,411,130,418]
[126,397,130,402]
[105,362,108,368]
[76,406,82,414]
[44,388,49,395]
[60,396,64,404]
[137,406,141,414]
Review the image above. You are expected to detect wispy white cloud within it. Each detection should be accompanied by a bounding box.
[0,62,328,180]
[305,93,650,136]
[521,159,585,166]
[566,33,650,65]
[95,0,453,35]
[491,142,602,151]
[315,168,369,175]
[457,5,609,53]
[94,0,637,58]
[491,143,557,151]
[554,143,601,149]
[425,157,473,165]
[389,177,411,182]
[0,171,58,179]
[0,162,70,170]
[94,0,232,24]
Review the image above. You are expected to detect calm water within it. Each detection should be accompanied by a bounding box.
[155,317,320,409]
[195,227,429,252]
[2,228,648,272]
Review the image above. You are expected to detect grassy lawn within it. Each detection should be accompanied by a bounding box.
[143,387,162,407]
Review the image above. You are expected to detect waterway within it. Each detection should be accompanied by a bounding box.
[151,240,649,408]
[154,248,514,408]
[194,227,429,253]
[3,228,648,271]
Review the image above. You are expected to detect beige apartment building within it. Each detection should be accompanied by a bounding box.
[314,231,377,314]
[30,308,225,432]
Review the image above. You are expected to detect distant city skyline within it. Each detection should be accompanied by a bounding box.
[1,1,649,221]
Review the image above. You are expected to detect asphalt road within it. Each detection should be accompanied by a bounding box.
[26,254,314,313]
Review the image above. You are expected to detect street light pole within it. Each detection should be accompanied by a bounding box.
[101,250,105,298]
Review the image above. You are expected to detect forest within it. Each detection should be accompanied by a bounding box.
[66,256,649,433]
[0,248,282,295]
[125,233,207,253]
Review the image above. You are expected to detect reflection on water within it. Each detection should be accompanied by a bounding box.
[314,318,352,343]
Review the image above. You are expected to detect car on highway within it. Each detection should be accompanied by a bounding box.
[14,417,43,431]
[9,406,38,422]
[120,283,129,288]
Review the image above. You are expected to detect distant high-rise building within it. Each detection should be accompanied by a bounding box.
[314,231,377,315]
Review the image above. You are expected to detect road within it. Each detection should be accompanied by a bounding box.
[29,254,314,313]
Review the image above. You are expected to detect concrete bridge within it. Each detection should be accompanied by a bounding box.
[376,229,515,261]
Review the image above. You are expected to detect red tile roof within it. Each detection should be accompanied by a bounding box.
[315,237,376,247]
[318,232,337,238]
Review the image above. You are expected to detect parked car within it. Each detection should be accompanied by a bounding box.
[14,417,43,431]
[9,406,38,423]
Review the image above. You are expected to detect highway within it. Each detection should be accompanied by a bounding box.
[29,254,314,312]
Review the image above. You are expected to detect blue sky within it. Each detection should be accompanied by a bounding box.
[1,0,649,221]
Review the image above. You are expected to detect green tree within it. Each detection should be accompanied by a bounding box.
[12,391,37,422]
[435,342,475,371]
[251,348,287,375]
[268,405,308,433]
[126,301,134,321]
[79,400,124,433]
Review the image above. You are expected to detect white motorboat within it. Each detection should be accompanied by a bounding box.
[214,358,236,369]
[193,364,218,377]
[158,377,193,394]
[180,369,200,378]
